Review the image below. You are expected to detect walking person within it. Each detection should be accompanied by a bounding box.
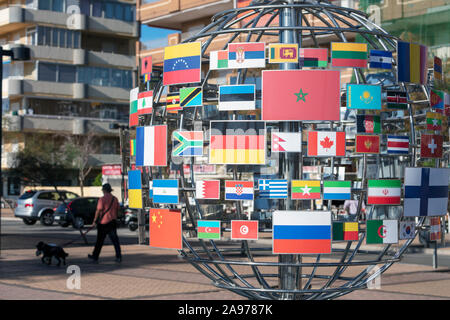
[88,183,122,263]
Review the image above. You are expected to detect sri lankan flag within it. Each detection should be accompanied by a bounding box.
[331,42,367,68]
[180,87,202,107]
[333,222,359,241]
[268,43,298,63]
[166,92,181,113]
[291,180,321,199]
[209,121,265,165]
[426,112,443,131]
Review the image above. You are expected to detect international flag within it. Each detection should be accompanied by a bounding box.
[271,132,302,153]
[426,112,443,131]
[130,139,136,157]
[366,220,398,244]
[231,220,258,240]
[180,87,202,108]
[399,221,415,240]
[299,48,328,68]
[323,181,351,200]
[149,208,182,249]
[258,179,288,199]
[397,41,428,85]
[446,92,450,116]
[197,220,220,240]
[430,89,444,111]
[331,42,367,68]
[210,50,228,70]
[404,167,449,217]
[307,131,346,157]
[218,85,256,111]
[332,222,359,241]
[369,49,393,69]
[163,42,201,86]
[268,43,298,63]
[137,90,153,115]
[166,92,181,113]
[172,131,203,157]
[129,87,139,127]
[291,180,321,200]
[141,56,152,75]
[355,135,380,154]
[136,125,167,167]
[387,135,409,154]
[228,42,265,69]
[128,170,142,209]
[152,179,179,204]
[225,181,254,201]
[356,115,381,133]
[386,90,408,110]
[429,217,441,241]
[420,134,443,158]
[262,70,340,121]
[273,211,332,254]
[195,180,220,200]
[434,56,442,82]
[209,121,266,165]
[367,180,401,205]
[347,84,382,110]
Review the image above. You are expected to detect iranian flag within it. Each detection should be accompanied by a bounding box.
[367,180,401,205]
[366,220,398,244]
[307,131,346,157]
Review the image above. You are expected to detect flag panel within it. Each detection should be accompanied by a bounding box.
[307,131,346,157]
[268,43,298,63]
[355,135,380,154]
[271,132,302,153]
[163,42,201,86]
[149,208,182,249]
[172,131,203,157]
[231,220,258,240]
[195,180,220,200]
[347,84,382,110]
[299,48,328,67]
[228,42,265,69]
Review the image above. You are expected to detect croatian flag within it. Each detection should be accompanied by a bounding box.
[225,181,254,201]
[404,167,449,217]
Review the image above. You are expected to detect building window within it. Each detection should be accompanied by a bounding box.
[66,30,73,48]
[52,0,64,12]
[26,27,37,45]
[105,2,114,19]
[80,0,90,15]
[7,178,20,196]
[52,28,59,46]
[92,1,102,17]
[38,62,57,82]
[58,65,76,83]
[38,0,51,10]
[59,29,66,48]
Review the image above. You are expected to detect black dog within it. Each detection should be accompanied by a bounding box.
[36,241,68,267]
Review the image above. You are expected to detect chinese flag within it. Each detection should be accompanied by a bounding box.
[356,135,380,154]
[231,220,258,240]
[421,134,443,158]
[141,56,152,75]
[149,208,182,249]
[262,70,340,121]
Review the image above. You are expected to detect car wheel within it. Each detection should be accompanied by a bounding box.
[129,222,138,231]
[73,216,85,229]
[23,218,37,225]
[40,211,54,226]
[60,222,70,228]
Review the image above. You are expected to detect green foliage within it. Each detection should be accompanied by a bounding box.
[92,173,103,186]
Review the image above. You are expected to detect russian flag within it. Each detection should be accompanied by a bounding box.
[228,42,265,69]
[273,211,331,254]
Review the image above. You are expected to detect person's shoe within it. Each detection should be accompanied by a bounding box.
[115,257,122,263]
[88,254,98,263]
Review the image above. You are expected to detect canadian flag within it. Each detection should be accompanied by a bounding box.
[195,180,220,199]
[307,131,346,157]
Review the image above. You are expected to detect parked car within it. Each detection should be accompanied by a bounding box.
[124,208,148,231]
[14,190,79,226]
[54,197,99,229]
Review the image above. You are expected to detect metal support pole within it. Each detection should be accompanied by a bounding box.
[433,241,438,269]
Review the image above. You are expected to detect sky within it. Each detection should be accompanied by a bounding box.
[140,25,180,48]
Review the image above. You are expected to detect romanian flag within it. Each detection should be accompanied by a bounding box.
[128,170,142,209]
[129,87,139,127]
[333,222,359,241]
[331,42,367,68]
[197,220,221,240]
[397,41,428,85]
[268,43,298,63]
[291,180,321,199]
[149,208,182,249]
[163,42,201,86]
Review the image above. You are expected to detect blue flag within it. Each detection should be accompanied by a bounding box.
[152,179,179,204]
[369,50,392,69]
[258,179,288,199]
[347,84,381,110]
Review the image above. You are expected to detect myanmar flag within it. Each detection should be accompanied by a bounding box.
[149,208,182,249]
[291,180,321,199]
[331,42,367,68]
[333,222,359,241]
[426,112,442,131]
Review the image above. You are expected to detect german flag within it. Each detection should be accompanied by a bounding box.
[209,121,265,165]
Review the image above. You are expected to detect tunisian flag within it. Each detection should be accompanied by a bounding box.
[262,70,340,121]
[231,220,259,240]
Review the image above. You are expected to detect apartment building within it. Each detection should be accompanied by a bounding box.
[1,0,138,198]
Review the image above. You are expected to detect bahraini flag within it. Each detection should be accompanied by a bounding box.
[195,180,220,200]
[366,220,398,244]
[149,208,182,249]
[367,180,401,205]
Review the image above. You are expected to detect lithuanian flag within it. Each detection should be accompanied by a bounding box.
[331,42,367,68]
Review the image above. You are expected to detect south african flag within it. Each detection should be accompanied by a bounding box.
[172,131,203,157]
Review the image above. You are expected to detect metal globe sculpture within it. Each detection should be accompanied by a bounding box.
[138,0,444,300]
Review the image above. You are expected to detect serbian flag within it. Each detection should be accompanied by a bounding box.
[228,42,265,69]
[307,131,346,157]
[163,42,201,86]
[149,208,182,249]
[136,125,167,167]
[195,180,220,200]
[231,220,258,240]
[273,211,331,254]
[355,135,380,154]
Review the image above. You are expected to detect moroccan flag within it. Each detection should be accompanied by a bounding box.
[434,56,442,82]
[180,87,202,107]
[430,89,444,111]
[386,90,408,110]
[366,220,398,244]
[195,180,220,200]
[271,132,302,153]
[307,131,346,157]
[129,87,139,127]
[356,115,381,133]
[197,220,221,240]
[397,41,428,85]
[141,56,152,75]
[210,50,229,70]
[231,220,258,240]
[299,48,328,68]
[209,121,265,165]
[172,131,203,157]
[268,43,298,63]
[347,84,382,110]
[163,42,201,86]
[355,135,380,154]
[130,139,136,157]
[228,42,265,69]
[149,208,182,249]
[128,170,142,209]
[166,92,181,113]
[136,125,167,167]
[331,42,367,68]
[420,134,443,158]
[333,222,359,241]
[426,112,443,131]
[137,90,153,115]
[291,180,321,199]
[367,180,401,205]
[262,70,340,121]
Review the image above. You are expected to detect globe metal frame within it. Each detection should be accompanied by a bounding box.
[143,0,435,300]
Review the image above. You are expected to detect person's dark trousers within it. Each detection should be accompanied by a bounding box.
[92,221,122,260]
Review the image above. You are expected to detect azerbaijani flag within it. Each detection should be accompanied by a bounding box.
[397,41,428,85]
[291,180,321,199]
[273,211,331,254]
[129,87,139,127]
[197,220,221,240]
[163,42,201,86]
[331,42,367,68]
[323,181,351,200]
[333,222,359,241]
[367,180,401,205]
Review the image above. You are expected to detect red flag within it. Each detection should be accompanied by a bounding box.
[356,135,380,154]
[149,208,182,249]
[231,220,258,240]
[195,180,220,199]
[307,131,346,157]
[141,56,152,75]
[421,134,443,158]
[262,70,340,121]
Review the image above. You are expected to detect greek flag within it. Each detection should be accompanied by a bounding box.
[258,179,288,199]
